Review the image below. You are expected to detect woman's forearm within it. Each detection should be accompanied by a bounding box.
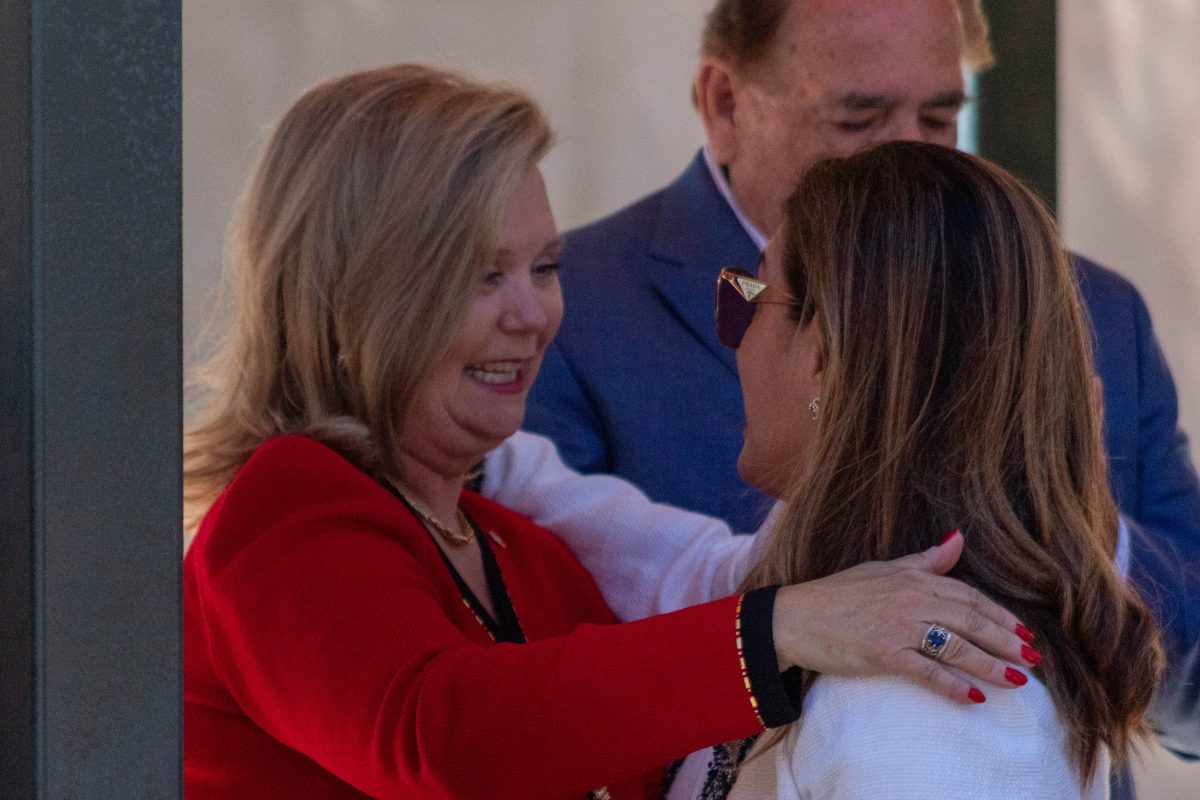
[484,430,764,619]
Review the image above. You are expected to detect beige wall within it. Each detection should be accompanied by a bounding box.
[1060,0,1200,445]
[185,3,1197,794]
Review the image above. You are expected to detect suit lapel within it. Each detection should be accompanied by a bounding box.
[645,152,761,377]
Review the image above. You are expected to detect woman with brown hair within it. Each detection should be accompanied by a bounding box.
[183,68,1034,799]
[667,141,1164,799]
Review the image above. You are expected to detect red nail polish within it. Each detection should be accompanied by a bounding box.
[1004,667,1028,686]
[968,687,986,703]
[1015,624,1035,643]
[939,528,960,546]
[1021,645,1042,666]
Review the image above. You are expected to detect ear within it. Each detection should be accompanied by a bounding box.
[694,57,740,166]
[801,311,825,386]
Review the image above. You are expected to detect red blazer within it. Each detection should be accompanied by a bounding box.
[185,436,770,799]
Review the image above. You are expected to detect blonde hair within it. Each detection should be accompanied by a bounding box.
[743,141,1161,783]
[184,64,551,530]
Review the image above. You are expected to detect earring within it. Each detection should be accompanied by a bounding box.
[809,396,820,420]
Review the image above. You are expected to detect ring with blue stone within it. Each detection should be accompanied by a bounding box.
[920,623,953,659]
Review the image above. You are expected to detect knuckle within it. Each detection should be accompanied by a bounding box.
[962,610,988,637]
[923,655,962,689]
[940,635,970,663]
[912,662,950,695]
[966,586,992,612]
[932,668,958,695]
[898,587,926,610]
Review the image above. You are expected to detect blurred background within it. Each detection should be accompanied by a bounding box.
[184,3,1198,794]
[184,1,1200,449]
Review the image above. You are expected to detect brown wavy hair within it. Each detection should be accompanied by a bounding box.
[183,64,551,531]
[742,141,1162,783]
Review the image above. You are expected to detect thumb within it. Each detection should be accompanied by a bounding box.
[913,528,964,574]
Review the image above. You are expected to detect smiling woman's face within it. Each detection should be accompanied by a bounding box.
[402,166,564,472]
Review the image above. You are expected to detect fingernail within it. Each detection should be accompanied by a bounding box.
[968,687,986,703]
[1004,667,1028,686]
[938,528,960,546]
[1021,645,1042,666]
[1015,623,1035,643]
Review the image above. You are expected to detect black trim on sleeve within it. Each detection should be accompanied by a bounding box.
[739,585,803,728]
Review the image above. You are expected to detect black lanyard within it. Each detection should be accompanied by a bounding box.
[383,482,525,644]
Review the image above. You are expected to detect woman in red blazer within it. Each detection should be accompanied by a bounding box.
[182,64,1033,799]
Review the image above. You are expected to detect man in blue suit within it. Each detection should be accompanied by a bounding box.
[525,0,1200,789]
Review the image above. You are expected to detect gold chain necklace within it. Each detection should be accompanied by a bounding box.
[387,480,474,547]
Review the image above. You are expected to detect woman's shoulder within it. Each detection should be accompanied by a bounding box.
[188,436,423,575]
[207,435,384,522]
[741,674,1101,800]
[238,433,364,484]
[802,672,1061,744]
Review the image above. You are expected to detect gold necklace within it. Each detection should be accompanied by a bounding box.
[388,480,474,547]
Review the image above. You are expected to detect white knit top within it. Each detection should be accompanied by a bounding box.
[667,674,1109,800]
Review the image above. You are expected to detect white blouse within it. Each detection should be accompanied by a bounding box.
[667,674,1109,800]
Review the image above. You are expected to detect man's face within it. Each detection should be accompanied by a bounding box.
[726,0,967,234]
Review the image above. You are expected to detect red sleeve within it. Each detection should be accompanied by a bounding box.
[189,437,776,799]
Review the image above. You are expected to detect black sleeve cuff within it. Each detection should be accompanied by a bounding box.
[739,585,804,728]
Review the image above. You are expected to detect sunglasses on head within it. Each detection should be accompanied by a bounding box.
[715,266,800,349]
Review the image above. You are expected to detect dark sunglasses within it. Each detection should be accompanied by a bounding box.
[715,267,800,349]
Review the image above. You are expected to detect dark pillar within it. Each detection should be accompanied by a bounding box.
[0,1,181,796]
[976,1,1058,212]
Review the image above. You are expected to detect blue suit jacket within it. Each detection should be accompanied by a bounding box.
[526,151,1200,760]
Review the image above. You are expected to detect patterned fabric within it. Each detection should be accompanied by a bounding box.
[697,736,759,800]
[657,758,684,799]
